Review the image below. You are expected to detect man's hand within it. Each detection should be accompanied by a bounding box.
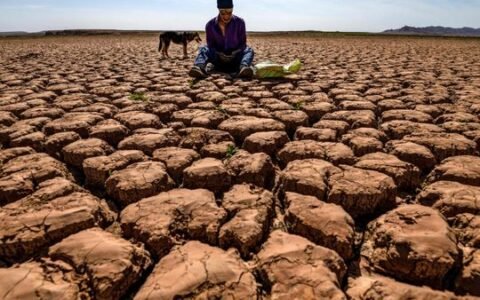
[217,49,242,62]
[217,52,235,62]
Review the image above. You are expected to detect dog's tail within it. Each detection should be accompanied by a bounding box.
[158,36,163,52]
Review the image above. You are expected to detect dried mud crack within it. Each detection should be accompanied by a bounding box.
[0,34,480,299]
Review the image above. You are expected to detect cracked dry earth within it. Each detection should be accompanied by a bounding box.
[1,34,480,299]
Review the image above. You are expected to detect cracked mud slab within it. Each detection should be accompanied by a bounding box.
[134,241,258,299]
[361,204,460,289]
[256,230,347,299]
[49,227,152,300]
[219,184,274,258]
[0,259,88,299]
[120,188,227,257]
[105,161,175,207]
[0,178,114,262]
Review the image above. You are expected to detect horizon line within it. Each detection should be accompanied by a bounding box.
[2,25,480,35]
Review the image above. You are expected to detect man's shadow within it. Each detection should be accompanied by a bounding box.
[189,73,300,88]
[189,70,254,83]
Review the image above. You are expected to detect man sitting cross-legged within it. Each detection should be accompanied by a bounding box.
[189,0,255,79]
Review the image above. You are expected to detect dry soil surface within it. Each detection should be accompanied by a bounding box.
[1,35,480,299]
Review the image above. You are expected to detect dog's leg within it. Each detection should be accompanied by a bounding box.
[165,40,171,58]
[183,42,188,59]
[159,37,166,59]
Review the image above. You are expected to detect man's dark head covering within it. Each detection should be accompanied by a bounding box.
[217,0,233,9]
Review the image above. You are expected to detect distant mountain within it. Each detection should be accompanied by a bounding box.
[0,31,32,37]
[383,26,480,37]
[42,29,159,36]
[0,29,161,37]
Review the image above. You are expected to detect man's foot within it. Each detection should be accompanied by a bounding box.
[188,65,207,78]
[206,63,215,73]
[237,65,254,78]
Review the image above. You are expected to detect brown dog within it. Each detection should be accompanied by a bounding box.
[158,31,202,59]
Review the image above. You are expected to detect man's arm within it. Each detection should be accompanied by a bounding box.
[206,23,215,49]
[239,19,247,50]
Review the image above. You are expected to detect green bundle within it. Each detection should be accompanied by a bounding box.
[254,59,302,78]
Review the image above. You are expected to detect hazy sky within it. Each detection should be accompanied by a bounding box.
[1,0,479,32]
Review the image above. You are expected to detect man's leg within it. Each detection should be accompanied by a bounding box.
[189,46,215,78]
[240,47,255,67]
[237,47,255,78]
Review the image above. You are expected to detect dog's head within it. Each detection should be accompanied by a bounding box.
[185,32,202,43]
[194,32,202,43]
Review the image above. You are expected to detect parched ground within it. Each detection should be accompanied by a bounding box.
[1,34,480,299]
